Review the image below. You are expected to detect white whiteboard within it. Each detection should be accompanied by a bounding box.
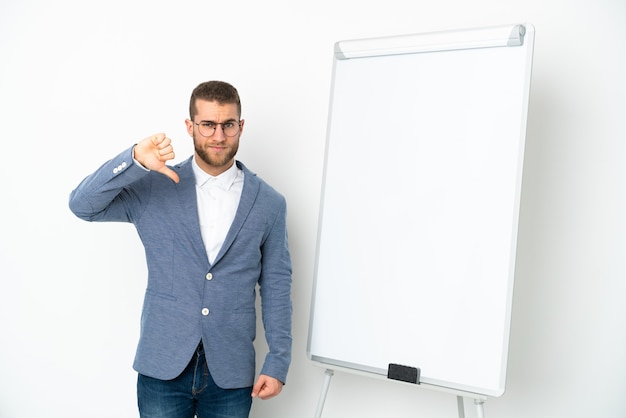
[307,24,534,397]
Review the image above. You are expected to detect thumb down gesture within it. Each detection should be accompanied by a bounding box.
[133,133,180,183]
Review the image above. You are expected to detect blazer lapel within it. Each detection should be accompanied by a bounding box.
[212,161,260,266]
[175,157,210,265]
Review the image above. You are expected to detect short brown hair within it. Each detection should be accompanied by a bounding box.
[189,81,241,120]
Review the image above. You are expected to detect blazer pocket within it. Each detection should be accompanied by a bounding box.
[144,288,177,301]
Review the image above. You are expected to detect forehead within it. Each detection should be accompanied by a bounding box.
[194,99,239,121]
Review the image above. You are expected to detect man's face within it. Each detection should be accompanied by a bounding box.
[186,99,244,176]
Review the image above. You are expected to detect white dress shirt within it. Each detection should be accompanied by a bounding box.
[192,158,244,264]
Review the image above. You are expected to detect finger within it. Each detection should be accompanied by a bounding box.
[259,389,273,400]
[150,133,166,145]
[157,166,180,183]
[258,387,279,400]
[157,145,175,160]
[157,136,173,150]
[253,378,281,400]
[254,385,272,400]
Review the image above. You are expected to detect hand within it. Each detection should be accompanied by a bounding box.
[251,375,284,400]
[133,133,180,183]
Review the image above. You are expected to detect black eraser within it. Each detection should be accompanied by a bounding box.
[387,363,420,384]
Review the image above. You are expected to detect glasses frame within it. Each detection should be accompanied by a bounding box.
[194,120,242,138]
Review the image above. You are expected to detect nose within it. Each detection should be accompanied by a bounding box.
[213,124,227,141]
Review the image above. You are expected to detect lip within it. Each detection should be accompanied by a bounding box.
[207,145,227,151]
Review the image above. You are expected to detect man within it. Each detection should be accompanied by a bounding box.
[69,81,293,418]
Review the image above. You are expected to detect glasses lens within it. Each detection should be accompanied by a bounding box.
[198,123,215,137]
[223,122,240,137]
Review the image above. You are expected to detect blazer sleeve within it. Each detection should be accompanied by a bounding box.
[68,146,151,223]
[257,194,293,383]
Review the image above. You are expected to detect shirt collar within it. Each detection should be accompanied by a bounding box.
[192,157,240,191]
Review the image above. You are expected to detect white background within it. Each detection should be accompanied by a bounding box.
[0,1,624,418]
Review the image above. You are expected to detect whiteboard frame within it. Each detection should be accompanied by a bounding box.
[307,23,535,399]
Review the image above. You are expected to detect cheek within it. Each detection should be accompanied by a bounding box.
[191,134,201,148]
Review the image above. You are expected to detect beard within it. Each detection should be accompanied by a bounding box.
[193,132,239,170]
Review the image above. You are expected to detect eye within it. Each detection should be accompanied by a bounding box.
[224,122,235,129]
[201,122,215,128]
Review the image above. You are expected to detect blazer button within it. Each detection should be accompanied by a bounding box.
[205,273,213,281]
[202,308,209,316]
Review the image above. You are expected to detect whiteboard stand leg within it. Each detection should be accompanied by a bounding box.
[314,369,334,418]
[474,398,485,418]
[456,396,465,418]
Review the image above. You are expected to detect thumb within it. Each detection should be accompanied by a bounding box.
[156,165,180,183]
[251,379,264,398]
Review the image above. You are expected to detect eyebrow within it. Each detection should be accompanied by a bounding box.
[198,118,238,123]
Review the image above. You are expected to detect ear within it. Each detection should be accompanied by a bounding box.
[239,119,245,135]
[185,119,194,137]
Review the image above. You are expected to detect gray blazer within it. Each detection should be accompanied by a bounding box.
[69,147,292,388]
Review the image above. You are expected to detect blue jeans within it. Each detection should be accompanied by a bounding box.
[137,342,253,418]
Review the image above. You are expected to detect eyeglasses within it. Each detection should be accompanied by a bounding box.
[194,120,241,137]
